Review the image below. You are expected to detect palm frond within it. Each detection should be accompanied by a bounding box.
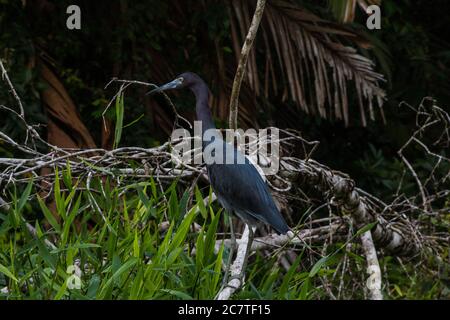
[329,0,382,23]
[229,0,386,126]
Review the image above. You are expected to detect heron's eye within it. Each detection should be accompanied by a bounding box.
[178,77,184,83]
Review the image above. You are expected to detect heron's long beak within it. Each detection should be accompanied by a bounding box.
[147,78,183,95]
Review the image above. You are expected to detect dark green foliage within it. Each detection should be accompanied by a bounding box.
[0,0,449,300]
[0,171,448,299]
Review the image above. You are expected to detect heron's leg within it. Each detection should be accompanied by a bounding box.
[222,212,235,287]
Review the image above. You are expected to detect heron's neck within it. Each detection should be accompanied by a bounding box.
[190,82,216,133]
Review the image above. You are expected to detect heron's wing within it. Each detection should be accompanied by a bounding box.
[207,143,289,234]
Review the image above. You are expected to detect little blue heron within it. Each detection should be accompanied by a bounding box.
[149,72,290,285]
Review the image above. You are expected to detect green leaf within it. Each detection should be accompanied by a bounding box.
[123,113,144,129]
[166,247,183,266]
[87,275,101,299]
[355,221,378,237]
[195,186,207,219]
[61,193,82,246]
[149,177,158,200]
[178,189,190,217]
[50,243,101,254]
[159,289,193,300]
[0,263,18,282]
[168,208,197,252]
[129,269,144,299]
[298,277,311,300]
[54,167,66,220]
[99,258,138,297]
[309,256,329,278]
[212,243,224,292]
[18,179,33,213]
[62,160,73,191]
[54,280,68,300]
[37,195,60,233]
[133,230,140,258]
[393,284,403,297]
[195,228,205,269]
[36,237,57,268]
[168,188,180,223]
[279,251,303,298]
[204,209,221,260]
[113,92,124,149]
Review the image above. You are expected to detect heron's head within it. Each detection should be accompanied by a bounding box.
[147,72,202,95]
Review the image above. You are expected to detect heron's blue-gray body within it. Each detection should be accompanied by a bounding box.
[150,72,289,234]
[204,136,289,234]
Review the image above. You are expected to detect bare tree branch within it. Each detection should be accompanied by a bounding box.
[216,225,252,300]
[360,231,383,300]
[0,59,25,118]
[228,0,266,129]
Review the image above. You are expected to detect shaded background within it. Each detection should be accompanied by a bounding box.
[0,0,449,300]
[1,0,449,200]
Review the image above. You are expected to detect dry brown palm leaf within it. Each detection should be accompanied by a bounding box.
[209,65,260,129]
[229,0,386,126]
[329,0,381,23]
[37,58,97,219]
[144,49,179,136]
[40,60,97,149]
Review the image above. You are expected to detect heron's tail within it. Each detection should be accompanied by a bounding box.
[271,218,290,235]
